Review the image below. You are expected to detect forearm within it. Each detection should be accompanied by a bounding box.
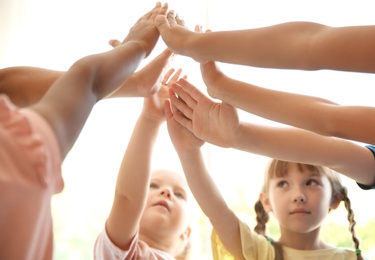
[214,75,338,136]
[76,42,147,100]
[106,115,162,248]
[0,66,63,106]
[177,149,243,257]
[116,115,161,199]
[193,22,375,72]
[233,122,375,185]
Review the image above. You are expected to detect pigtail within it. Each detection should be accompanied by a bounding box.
[254,200,268,235]
[339,187,364,260]
[254,200,284,260]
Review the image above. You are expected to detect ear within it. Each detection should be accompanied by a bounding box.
[180,226,191,241]
[329,195,342,210]
[259,192,272,212]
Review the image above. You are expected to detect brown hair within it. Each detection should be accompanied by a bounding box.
[254,159,363,260]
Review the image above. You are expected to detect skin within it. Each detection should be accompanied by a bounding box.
[165,94,341,258]
[105,68,192,256]
[260,163,340,250]
[0,46,173,107]
[18,2,169,158]
[154,12,375,163]
[155,12,375,72]
[165,97,245,259]
[165,59,375,187]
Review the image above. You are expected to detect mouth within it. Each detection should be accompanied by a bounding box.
[290,209,311,215]
[153,200,170,212]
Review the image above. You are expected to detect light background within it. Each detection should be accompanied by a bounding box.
[1,0,375,259]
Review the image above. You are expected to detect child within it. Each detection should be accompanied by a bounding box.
[165,95,367,259]
[154,12,375,168]
[0,2,169,259]
[94,68,193,259]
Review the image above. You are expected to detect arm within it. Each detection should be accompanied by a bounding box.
[156,16,375,73]
[0,48,173,106]
[28,2,168,158]
[169,77,375,187]
[105,68,182,250]
[200,61,375,145]
[165,97,245,259]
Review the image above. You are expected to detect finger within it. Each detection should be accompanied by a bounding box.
[171,102,194,132]
[169,86,194,119]
[164,99,173,120]
[108,39,121,48]
[155,14,169,31]
[174,78,205,105]
[145,2,163,20]
[166,10,178,26]
[167,68,183,85]
[175,13,187,28]
[162,68,175,85]
[194,25,203,33]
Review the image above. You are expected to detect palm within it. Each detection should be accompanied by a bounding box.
[165,100,204,154]
[193,98,239,148]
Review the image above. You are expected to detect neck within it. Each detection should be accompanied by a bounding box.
[278,227,332,250]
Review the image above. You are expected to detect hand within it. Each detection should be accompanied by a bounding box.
[141,67,186,124]
[155,10,207,62]
[168,78,240,148]
[107,48,174,98]
[122,2,168,58]
[165,97,204,154]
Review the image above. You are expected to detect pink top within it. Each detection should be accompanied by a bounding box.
[0,95,64,260]
[94,228,175,260]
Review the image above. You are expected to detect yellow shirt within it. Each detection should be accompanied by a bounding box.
[211,220,367,260]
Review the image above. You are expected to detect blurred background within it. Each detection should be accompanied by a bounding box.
[1,0,375,258]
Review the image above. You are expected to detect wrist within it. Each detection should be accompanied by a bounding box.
[138,113,164,127]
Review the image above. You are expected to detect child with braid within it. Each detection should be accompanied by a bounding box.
[165,93,368,259]
[249,159,365,260]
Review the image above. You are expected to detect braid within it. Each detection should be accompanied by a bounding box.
[254,200,284,260]
[254,200,268,235]
[340,187,364,260]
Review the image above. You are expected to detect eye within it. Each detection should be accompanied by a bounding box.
[306,179,319,186]
[174,191,185,199]
[150,183,158,189]
[277,180,288,188]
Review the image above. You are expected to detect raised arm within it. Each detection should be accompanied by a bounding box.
[28,2,168,158]
[165,94,244,259]
[155,15,375,73]
[169,77,375,187]
[105,68,182,250]
[0,48,173,107]
[200,61,375,145]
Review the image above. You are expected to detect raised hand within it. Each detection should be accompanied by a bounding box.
[108,48,174,98]
[155,11,208,63]
[142,67,185,124]
[123,2,168,58]
[168,78,240,148]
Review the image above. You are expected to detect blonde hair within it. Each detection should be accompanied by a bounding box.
[254,159,363,260]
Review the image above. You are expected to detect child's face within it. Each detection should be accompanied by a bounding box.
[261,163,335,235]
[141,170,191,242]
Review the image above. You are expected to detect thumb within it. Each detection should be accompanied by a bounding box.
[155,14,169,31]
[108,39,121,48]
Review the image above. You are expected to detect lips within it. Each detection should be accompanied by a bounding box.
[153,200,170,212]
[290,208,310,215]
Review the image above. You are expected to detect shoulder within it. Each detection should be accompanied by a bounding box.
[94,229,174,260]
[211,219,275,260]
[0,94,63,192]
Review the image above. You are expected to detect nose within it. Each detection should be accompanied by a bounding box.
[292,187,306,203]
[160,187,172,198]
